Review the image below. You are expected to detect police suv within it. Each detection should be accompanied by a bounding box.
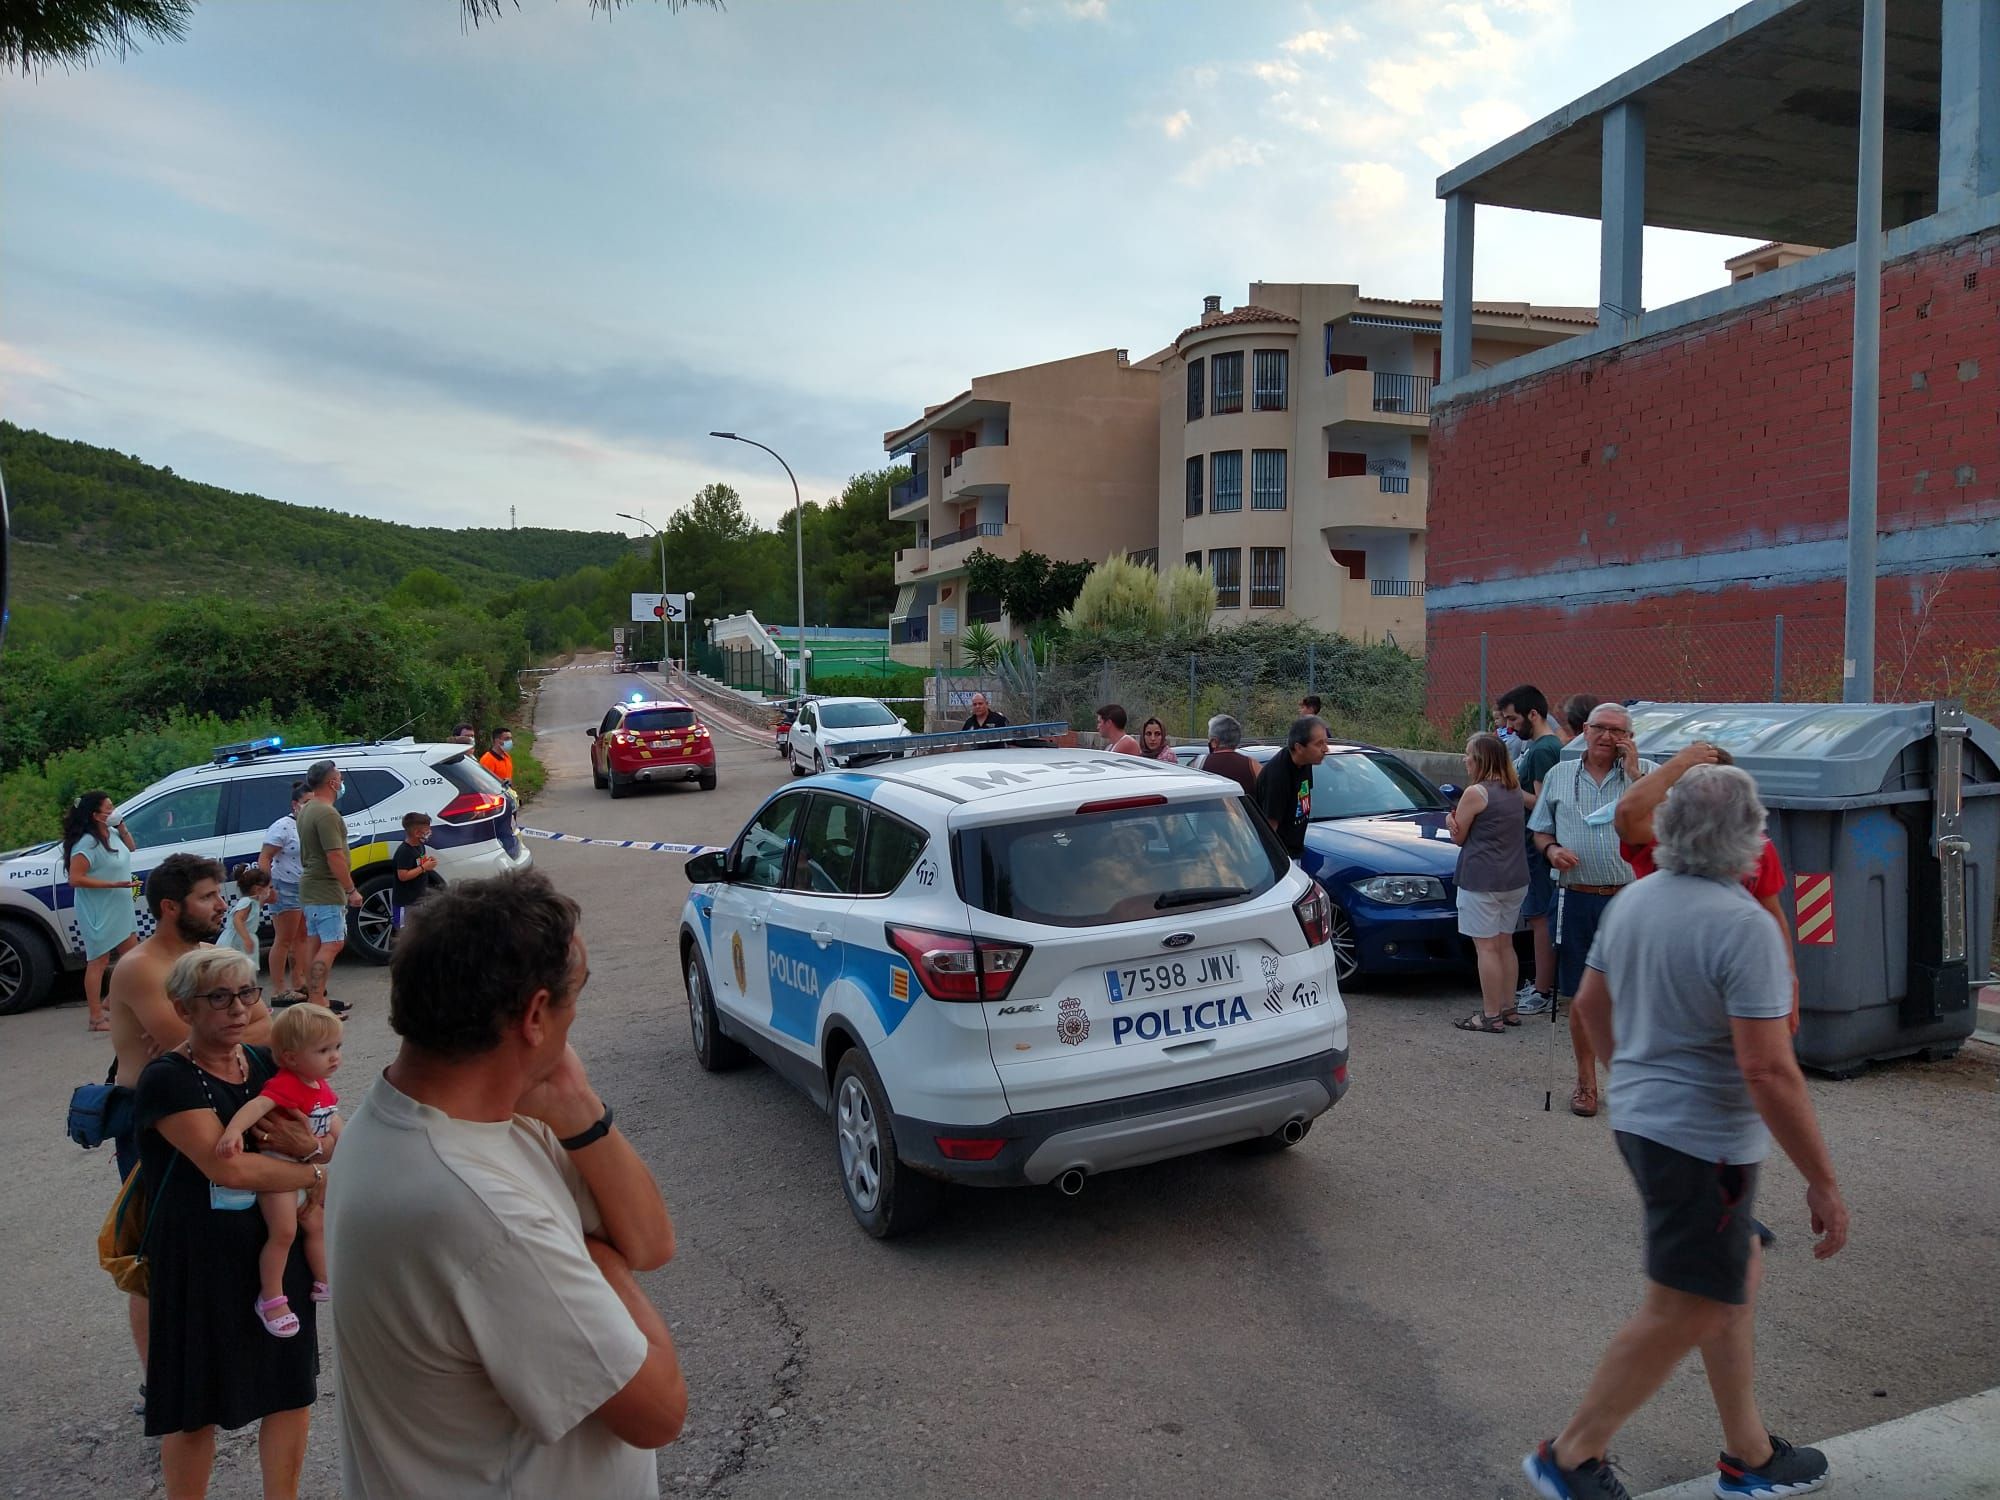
[0,736,531,1015]
[678,728,1350,1237]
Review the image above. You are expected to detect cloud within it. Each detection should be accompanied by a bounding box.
[1062,0,1108,19]
[1336,162,1413,221]
[1161,108,1192,139]
[1281,24,1360,56]
[1252,59,1302,86]
[1175,138,1271,187]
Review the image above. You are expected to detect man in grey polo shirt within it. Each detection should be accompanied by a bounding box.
[1523,765,1848,1500]
[1528,701,1650,1117]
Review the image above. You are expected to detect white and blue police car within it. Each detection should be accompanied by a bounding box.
[678,729,1350,1237]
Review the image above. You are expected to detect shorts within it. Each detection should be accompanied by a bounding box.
[1456,885,1527,939]
[114,1129,139,1184]
[304,904,348,943]
[270,879,302,914]
[1554,887,1616,997]
[1519,843,1555,921]
[1617,1131,1774,1305]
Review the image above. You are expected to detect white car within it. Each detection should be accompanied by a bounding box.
[786,697,913,776]
[677,747,1350,1237]
[0,735,532,1014]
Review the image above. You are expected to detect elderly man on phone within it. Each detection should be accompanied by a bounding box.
[1528,702,1652,1118]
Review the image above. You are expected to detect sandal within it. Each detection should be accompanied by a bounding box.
[311,1280,332,1303]
[1500,1007,1522,1027]
[254,1295,301,1338]
[1570,1084,1599,1117]
[1454,1011,1509,1033]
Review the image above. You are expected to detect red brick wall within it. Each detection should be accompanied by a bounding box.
[1427,226,2000,720]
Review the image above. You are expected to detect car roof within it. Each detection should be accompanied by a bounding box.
[1238,740,1387,760]
[145,739,465,792]
[808,696,888,707]
[841,747,1217,812]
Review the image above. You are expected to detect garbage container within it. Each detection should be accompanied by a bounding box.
[1616,700,1999,1075]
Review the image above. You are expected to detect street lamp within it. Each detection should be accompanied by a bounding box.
[683,589,696,673]
[710,430,807,694]
[615,511,669,666]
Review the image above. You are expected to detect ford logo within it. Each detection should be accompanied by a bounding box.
[1162,932,1196,949]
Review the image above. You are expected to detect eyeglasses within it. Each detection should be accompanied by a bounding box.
[1585,724,1632,737]
[193,984,264,1011]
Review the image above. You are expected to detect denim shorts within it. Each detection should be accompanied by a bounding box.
[271,878,302,914]
[304,904,348,943]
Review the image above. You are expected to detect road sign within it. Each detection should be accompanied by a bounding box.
[631,592,688,623]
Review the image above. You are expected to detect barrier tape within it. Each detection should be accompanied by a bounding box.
[519,826,721,855]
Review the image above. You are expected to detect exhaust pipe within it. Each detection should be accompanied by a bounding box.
[1280,1118,1310,1145]
[1055,1169,1086,1197]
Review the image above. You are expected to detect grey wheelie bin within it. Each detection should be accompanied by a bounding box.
[1625,700,2000,1075]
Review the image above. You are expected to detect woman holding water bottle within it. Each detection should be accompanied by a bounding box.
[64,790,143,1033]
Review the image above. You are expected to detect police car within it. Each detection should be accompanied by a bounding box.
[678,726,1350,1237]
[0,736,531,1015]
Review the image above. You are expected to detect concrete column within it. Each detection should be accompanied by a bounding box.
[1940,0,2000,209]
[1441,193,1474,383]
[1599,101,1645,329]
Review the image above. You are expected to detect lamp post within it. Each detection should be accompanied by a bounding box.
[683,589,696,673]
[710,431,807,694]
[616,511,669,667]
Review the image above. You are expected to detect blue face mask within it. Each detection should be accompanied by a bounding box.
[1583,798,1622,827]
[499,740,513,753]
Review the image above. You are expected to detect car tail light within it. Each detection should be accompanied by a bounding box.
[884,924,1031,1004]
[1293,881,1333,947]
[438,791,508,823]
[1075,794,1168,815]
[934,1136,1007,1161]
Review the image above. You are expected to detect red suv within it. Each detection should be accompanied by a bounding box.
[588,698,718,798]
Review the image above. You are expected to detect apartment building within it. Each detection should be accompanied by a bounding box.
[1157,283,1592,648]
[885,347,1161,668]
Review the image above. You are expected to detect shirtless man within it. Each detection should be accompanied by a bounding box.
[108,854,311,1390]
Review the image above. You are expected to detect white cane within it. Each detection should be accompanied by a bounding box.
[1545,883,1566,1112]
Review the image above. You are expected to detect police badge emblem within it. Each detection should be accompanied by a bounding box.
[731,930,747,993]
[1056,995,1090,1046]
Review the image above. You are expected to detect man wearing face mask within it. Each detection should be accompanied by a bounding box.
[481,727,517,787]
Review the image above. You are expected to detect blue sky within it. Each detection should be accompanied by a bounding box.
[1,0,1752,532]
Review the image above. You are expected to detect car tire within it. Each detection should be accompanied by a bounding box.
[831,1048,940,1239]
[684,946,748,1072]
[813,752,825,776]
[608,771,630,799]
[1326,898,1360,985]
[0,919,58,1016]
[789,750,806,778]
[698,768,718,792]
[347,872,398,966]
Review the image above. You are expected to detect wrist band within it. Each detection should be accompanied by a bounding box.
[560,1105,614,1152]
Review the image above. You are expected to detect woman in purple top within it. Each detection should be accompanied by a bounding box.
[1450,733,1530,1032]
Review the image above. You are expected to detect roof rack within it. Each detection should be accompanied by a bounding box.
[833,721,1072,764]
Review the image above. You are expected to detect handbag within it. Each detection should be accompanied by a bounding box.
[68,1061,134,1149]
[98,1155,174,1297]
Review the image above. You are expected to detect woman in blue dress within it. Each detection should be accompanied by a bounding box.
[64,790,140,1032]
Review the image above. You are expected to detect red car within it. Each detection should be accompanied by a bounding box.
[588,697,717,798]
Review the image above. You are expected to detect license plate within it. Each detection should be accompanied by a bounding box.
[1105,949,1243,1004]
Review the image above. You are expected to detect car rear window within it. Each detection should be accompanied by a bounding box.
[438,754,506,798]
[626,708,696,732]
[956,796,1285,928]
[1309,753,1445,819]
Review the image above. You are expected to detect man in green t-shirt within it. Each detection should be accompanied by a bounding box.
[1497,685,1569,1014]
[296,759,361,1015]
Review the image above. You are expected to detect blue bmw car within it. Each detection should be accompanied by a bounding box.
[1190,742,1466,983]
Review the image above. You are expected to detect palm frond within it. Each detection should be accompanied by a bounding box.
[2,0,194,77]
[460,0,724,28]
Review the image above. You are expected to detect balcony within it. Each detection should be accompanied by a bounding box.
[1338,576,1427,647]
[1325,368,1433,430]
[894,544,930,583]
[929,520,1021,572]
[943,443,1011,498]
[888,474,930,516]
[890,615,929,645]
[1319,473,1426,531]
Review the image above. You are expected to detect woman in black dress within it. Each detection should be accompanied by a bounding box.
[135,948,331,1499]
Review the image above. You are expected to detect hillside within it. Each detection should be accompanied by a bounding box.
[0,423,632,610]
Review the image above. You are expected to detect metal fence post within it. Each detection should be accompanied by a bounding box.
[1772,614,1785,700]
[1477,632,1489,726]
[1187,653,1198,738]
[1307,640,1317,698]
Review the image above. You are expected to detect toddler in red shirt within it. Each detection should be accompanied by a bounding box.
[217,1002,343,1337]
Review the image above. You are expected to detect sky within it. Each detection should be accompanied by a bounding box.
[0,0,1758,534]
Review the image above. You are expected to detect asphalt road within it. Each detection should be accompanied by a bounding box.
[5,660,1997,1499]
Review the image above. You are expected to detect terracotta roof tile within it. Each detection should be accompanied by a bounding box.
[1175,305,1299,344]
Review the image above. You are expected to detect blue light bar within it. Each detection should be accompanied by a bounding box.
[211,735,286,766]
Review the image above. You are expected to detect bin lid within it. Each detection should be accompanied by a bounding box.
[1579,702,2000,803]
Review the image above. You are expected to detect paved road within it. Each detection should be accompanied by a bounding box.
[5,662,1997,1498]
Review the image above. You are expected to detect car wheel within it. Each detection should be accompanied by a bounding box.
[813,752,825,776]
[831,1048,939,1239]
[608,770,630,799]
[1327,900,1359,985]
[789,749,806,778]
[348,873,397,966]
[698,768,717,792]
[0,920,58,1016]
[684,945,747,1072]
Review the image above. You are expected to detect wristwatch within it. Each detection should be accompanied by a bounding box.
[559,1105,615,1152]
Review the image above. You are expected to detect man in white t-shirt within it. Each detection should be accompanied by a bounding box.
[326,871,684,1499]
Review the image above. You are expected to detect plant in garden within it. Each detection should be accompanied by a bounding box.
[1161,562,1217,635]
[1061,553,1166,635]
[959,621,1002,671]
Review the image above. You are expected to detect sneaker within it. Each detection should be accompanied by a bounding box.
[1515,988,1556,1016]
[1523,1439,1631,1500]
[1714,1434,1828,1497]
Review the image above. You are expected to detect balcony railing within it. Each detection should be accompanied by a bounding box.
[930,521,1006,550]
[888,475,929,510]
[890,616,929,644]
[1378,474,1410,494]
[1369,579,1425,597]
[1371,373,1434,416]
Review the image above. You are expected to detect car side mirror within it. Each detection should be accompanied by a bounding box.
[585,728,598,740]
[685,850,727,884]
[1438,783,1463,803]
